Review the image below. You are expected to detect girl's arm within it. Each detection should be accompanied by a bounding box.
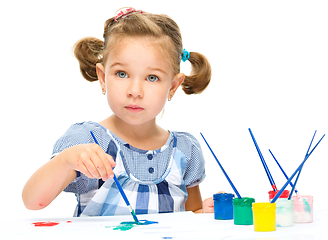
[22,154,76,210]
[22,144,116,210]
[185,185,215,213]
[185,185,203,213]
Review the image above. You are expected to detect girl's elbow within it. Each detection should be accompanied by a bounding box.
[23,200,48,210]
[22,192,47,210]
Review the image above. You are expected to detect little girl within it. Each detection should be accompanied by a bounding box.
[22,7,213,217]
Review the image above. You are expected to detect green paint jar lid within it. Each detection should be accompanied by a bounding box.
[233,197,255,206]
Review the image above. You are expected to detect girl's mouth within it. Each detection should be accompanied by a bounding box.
[125,105,144,113]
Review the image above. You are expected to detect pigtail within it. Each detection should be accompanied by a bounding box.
[73,37,104,82]
[182,52,212,94]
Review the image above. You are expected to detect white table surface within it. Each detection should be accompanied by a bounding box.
[1,209,327,239]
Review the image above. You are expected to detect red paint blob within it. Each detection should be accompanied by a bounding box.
[32,221,59,227]
[67,221,72,223]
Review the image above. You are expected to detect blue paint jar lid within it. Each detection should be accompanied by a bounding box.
[213,193,234,201]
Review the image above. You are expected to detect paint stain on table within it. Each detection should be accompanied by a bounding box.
[106,220,158,231]
[32,221,60,227]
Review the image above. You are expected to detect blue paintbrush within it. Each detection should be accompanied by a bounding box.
[269,149,298,194]
[248,128,278,191]
[200,132,242,199]
[288,131,319,200]
[90,131,139,224]
[271,133,325,203]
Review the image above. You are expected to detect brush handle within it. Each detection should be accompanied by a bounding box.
[271,133,325,203]
[269,149,298,194]
[288,131,323,200]
[113,175,131,207]
[271,160,305,203]
[113,175,139,223]
[305,131,317,158]
[200,133,242,199]
[90,131,139,223]
[248,128,277,191]
[288,166,302,200]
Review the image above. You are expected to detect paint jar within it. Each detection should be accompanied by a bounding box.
[213,193,234,220]
[233,197,255,225]
[276,198,294,227]
[252,202,276,232]
[268,190,290,202]
[292,195,313,223]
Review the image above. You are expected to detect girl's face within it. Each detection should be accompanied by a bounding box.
[97,37,184,126]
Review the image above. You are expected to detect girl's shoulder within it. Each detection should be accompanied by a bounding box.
[173,131,203,157]
[52,121,111,156]
[65,121,107,134]
[58,121,108,142]
[174,131,201,146]
[173,131,205,187]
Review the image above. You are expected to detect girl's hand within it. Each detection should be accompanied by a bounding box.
[202,191,226,213]
[202,197,214,213]
[62,144,116,181]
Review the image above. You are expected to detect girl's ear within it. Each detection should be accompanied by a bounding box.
[169,73,185,98]
[96,63,106,93]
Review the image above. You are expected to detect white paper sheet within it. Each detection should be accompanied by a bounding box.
[1,210,328,240]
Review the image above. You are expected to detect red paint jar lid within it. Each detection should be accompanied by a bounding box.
[268,190,290,199]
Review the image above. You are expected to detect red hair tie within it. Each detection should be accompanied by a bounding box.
[114,7,143,22]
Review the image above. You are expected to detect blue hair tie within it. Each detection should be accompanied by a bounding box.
[181,49,190,62]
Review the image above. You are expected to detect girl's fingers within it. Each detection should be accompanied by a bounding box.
[78,146,103,179]
[104,154,116,179]
[83,163,94,179]
[75,159,94,179]
[94,149,116,181]
[88,145,116,180]
[83,157,102,179]
[72,144,116,180]
[107,154,116,167]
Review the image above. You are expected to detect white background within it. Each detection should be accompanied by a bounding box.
[1,0,327,219]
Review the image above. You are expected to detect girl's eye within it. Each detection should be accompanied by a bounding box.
[116,71,128,78]
[147,75,159,82]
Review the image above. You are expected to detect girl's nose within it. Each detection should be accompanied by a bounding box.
[127,79,144,98]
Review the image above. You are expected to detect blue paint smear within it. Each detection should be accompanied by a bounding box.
[303,198,311,213]
[121,220,158,225]
[107,220,158,231]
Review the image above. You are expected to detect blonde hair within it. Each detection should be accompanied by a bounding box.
[73,9,211,94]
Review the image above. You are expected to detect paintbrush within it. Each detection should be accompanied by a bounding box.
[269,149,298,194]
[248,128,278,192]
[90,131,139,224]
[288,131,320,200]
[200,132,242,199]
[271,133,325,203]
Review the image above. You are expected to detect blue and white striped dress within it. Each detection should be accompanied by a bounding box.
[52,121,205,217]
